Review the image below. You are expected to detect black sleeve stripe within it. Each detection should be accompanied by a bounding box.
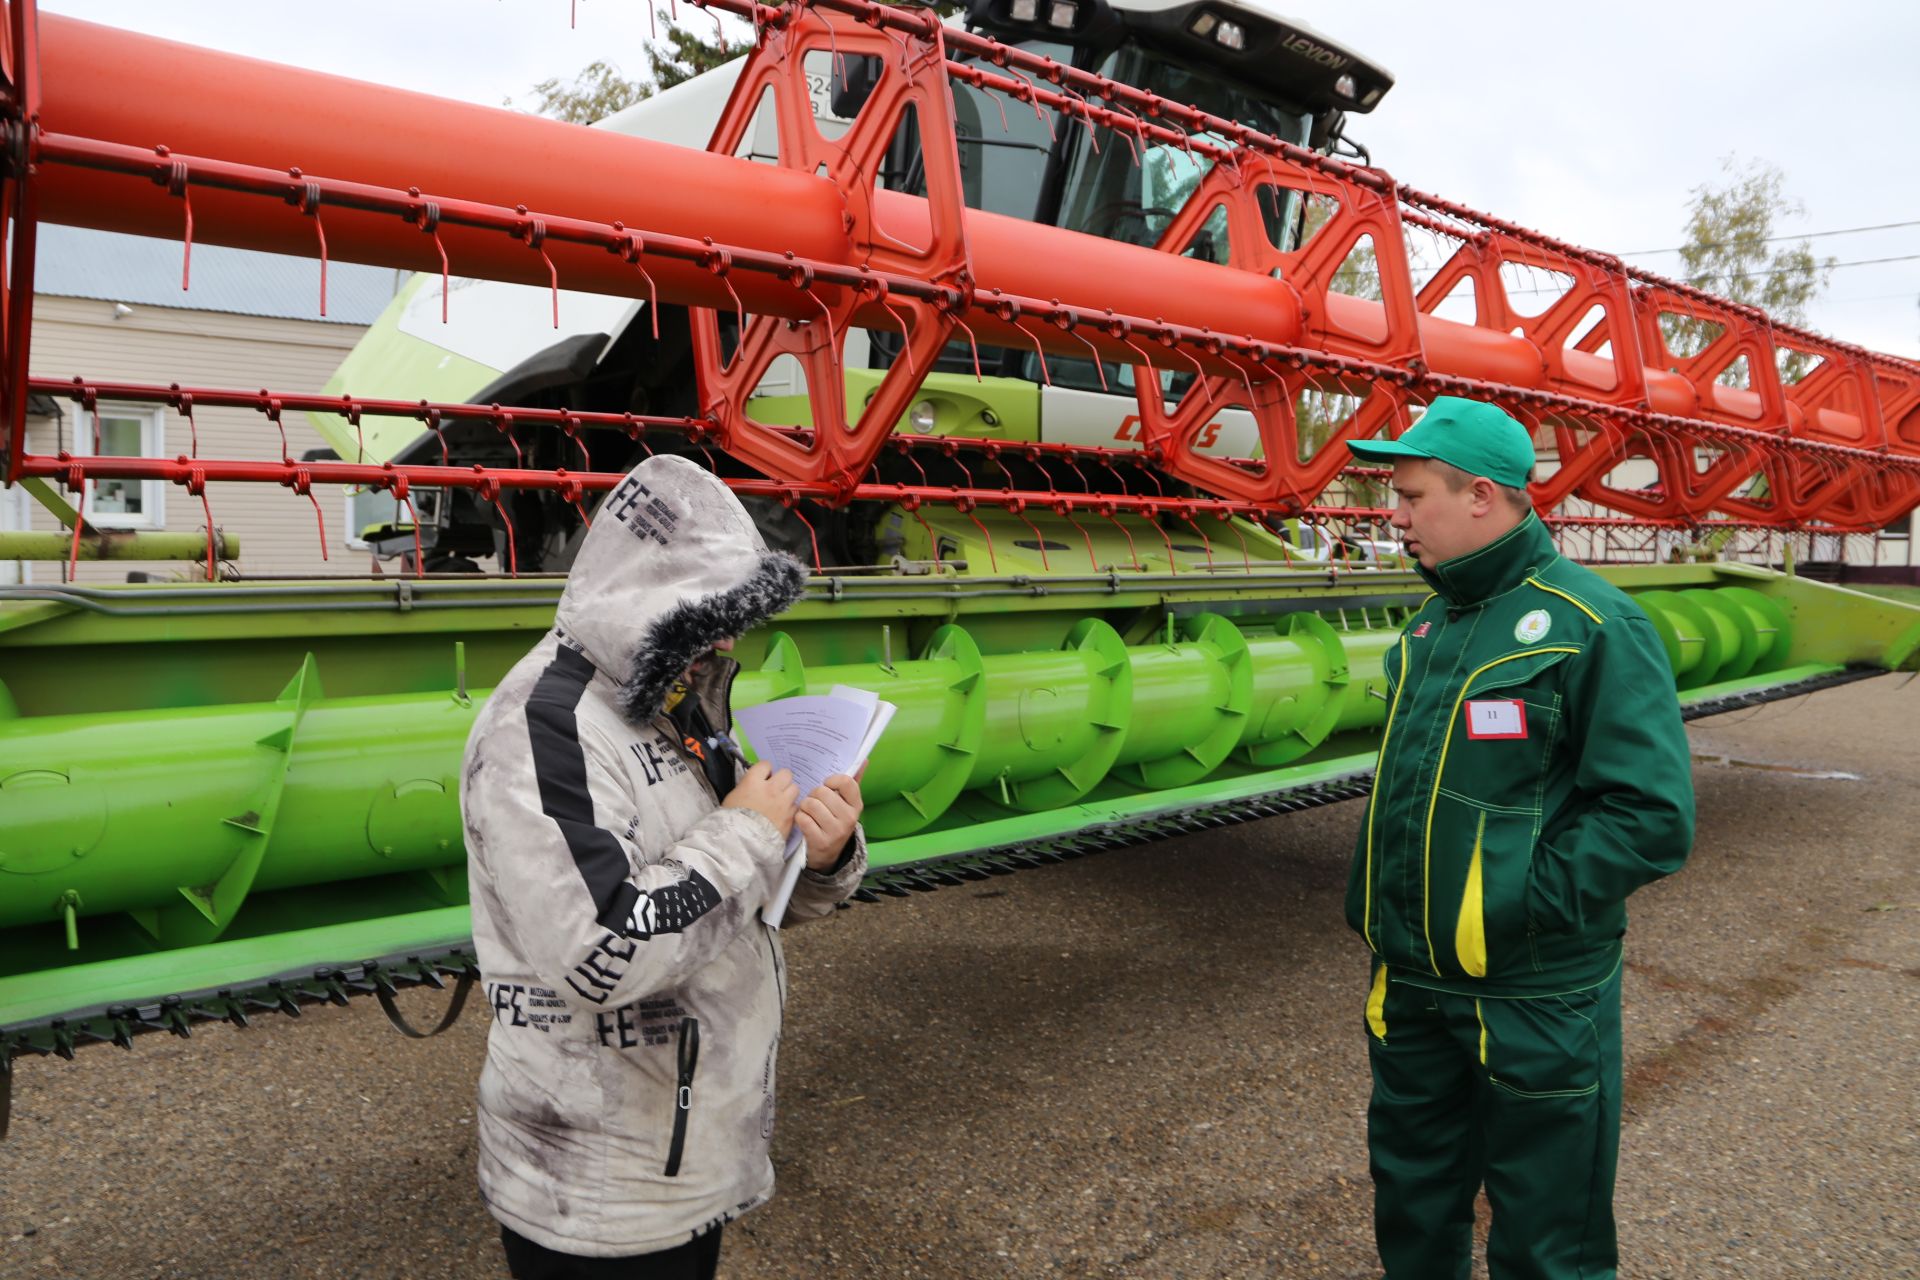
[600,881,642,935]
[526,647,639,931]
[629,869,722,939]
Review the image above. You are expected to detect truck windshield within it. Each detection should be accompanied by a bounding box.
[932,37,1313,389]
[1057,44,1312,257]
[948,40,1073,223]
[1046,44,1311,394]
[946,39,1309,240]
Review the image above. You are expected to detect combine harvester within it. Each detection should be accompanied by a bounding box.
[2,0,1918,1114]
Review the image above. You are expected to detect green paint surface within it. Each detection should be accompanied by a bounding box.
[304,276,503,462]
[3,556,1916,1032]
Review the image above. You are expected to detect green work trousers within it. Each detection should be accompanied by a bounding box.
[1364,962,1623,1280]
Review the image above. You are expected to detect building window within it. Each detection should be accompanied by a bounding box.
[83,404,166,529]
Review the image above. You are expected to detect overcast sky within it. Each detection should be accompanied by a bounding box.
[42,0,1920,359]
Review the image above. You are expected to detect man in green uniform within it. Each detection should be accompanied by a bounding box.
[1345,396,1695,1279]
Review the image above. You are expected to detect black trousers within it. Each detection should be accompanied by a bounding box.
[500,1224,722,1280]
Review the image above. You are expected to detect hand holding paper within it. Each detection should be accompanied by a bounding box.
[732,685,896,928]
[719,761,799,838]
[796,765,865,870]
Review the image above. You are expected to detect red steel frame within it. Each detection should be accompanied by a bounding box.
[3,0,1919,579]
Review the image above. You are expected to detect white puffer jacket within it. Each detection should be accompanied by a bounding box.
[460,454,865,1257]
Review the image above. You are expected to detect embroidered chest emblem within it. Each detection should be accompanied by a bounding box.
[1411,621,1432,638]
[1514,609,1552,643]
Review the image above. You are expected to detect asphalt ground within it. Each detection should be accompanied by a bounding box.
[3,674,1916,1279]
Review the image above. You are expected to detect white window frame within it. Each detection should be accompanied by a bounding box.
[343,484,445,555]
[81,403,166,530]
[1,471,30,584]
[343,485,382,553]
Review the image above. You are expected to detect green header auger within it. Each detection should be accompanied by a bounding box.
[5,543,1917,1067]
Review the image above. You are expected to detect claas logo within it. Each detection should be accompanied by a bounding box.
[1114,415,1222,450]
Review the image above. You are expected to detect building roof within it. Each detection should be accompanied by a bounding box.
[33,224,400,325]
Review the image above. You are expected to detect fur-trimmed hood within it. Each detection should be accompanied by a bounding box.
[555,454,808,724]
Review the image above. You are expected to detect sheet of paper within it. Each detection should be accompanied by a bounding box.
[733,694,875,797]
[836,685,897,765]
[760,846,810,933]
[827,683,878,720]
[735,688,895,928]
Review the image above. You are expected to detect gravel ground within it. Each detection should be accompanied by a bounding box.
[3,676,1915,1279]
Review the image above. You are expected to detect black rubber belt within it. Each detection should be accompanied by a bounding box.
[374,969,476,1040]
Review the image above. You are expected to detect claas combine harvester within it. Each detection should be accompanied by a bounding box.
[2,0,1918,1122]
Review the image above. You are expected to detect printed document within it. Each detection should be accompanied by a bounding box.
[733,684,894,927]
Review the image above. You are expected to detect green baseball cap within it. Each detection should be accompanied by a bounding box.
[1346,396,1535,487]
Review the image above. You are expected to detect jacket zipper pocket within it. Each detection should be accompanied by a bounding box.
[654,717,723,803]
[764,929,786,1018]
[1453,811,1489,978]
[1452,650,1582,704]
[1361,634,1412,953]
[664,1017,701,1177]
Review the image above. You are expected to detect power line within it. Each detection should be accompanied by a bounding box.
[1686,252,1920,285]
[1478,252,1920,296]
[1382,252,1920,296]
[1619,218,1920,256]
[1820,291,1920,307]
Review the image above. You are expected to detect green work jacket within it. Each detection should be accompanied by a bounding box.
[1345,514,1695,995]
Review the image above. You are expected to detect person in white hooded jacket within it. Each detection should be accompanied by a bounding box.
[460,454,867,1278]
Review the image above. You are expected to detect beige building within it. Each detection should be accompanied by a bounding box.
[3,225,399,585]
